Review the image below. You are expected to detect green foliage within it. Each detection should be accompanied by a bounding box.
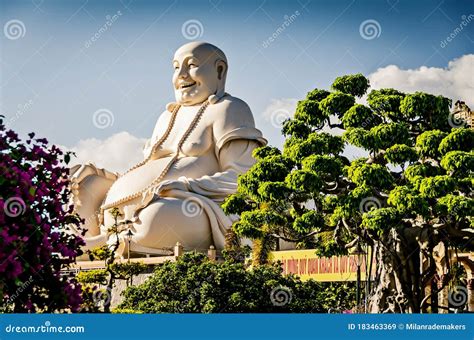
[404,162,443,184]
[343,123,410,152]
[400,92,434,119]
[436,194,474,219]
[384,144,418,165]
[343,128,372,150]
[79,211,148,313]
[347,163,393,190]
[331,73,370,97]
[302,154,344,178]
[313,230,349,258]
[370,122,410,150]
[112,308,144,314]
[438,128,474,155]
[252,145,281,160]
[258,182,291,202]
[362,208,400,236]
[319,282,357,312]
[400,92,451,129]
[87,245,113,262]
[294,100,327,127]
[440,151,473,177]
[109,262,148,280]
[224,73,473,313]
[341,104,381,129]
[234,211,285,239]
[237,157,291,201]
[285,170,323,194]
[344,158,367,177]
[319,92,355,118]
[78,285,102,313]
[293,211,323,234]
[418,175,457,199]
[416,130,447,158]
[458,177,474,194]
[222,193,254,215]
[283,132,344,162]
[282,119,311,138]
[306,88,331,101]
[119,252,334,313]
[76,269,107,285]
[388,186,428,217]
[367,88,405,117]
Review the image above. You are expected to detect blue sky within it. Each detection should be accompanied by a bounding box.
[1,0,473,171]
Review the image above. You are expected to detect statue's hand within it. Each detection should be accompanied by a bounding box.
[153,179,188,195]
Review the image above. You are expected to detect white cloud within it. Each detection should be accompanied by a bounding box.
[262,98,298,128]
[368,54,474,107]
[64,132,147,173]
[258,55,472,160]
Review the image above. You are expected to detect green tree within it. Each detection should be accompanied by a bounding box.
[222,74,473,313]
[118,252,354,313]
[77,208,147,313]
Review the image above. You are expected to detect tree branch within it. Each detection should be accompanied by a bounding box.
[269,230,320,243]
[327,117,344,129]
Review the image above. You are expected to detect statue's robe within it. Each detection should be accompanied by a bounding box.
[73,94,266,255]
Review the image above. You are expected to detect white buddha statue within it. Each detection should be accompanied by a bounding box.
[70,42,266,256]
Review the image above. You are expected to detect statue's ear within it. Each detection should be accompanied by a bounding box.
[215,60,227,80]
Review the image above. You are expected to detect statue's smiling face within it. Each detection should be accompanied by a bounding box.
[172,44,226,106]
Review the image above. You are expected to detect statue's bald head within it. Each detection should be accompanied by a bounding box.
[172,42,228,106]
[174,42,227,67]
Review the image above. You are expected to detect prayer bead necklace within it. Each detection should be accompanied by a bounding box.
[98,100,210,223]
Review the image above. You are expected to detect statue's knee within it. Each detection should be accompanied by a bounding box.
[135,198,180,228]
[132,198,211,249]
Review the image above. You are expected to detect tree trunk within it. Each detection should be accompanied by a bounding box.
[103,273,114,313]
[368,227,424,313]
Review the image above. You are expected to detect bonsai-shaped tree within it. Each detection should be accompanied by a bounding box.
[0,116,84,312]
[77,208,147,313]
[222,73,473,313]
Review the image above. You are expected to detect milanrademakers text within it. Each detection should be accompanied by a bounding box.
[405,323,466,331]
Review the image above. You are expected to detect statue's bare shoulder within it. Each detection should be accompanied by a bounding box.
[210,95,256,130]
[148,108,174,141]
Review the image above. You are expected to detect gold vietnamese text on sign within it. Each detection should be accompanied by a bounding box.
[269,249,376,282]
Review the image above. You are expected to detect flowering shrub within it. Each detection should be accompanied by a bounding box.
[0,116,84,312]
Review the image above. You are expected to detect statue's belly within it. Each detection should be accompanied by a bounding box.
[103,154,219,206]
